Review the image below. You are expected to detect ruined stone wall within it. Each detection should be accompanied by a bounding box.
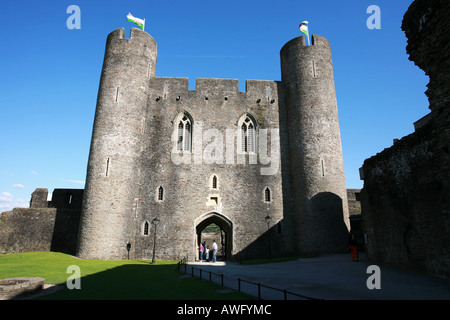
[347,189,361,216]
[360,0,450,278]
[0,208,57,254]
[0,189,82,255]
[361,124,449,277]
[0,208,82,255]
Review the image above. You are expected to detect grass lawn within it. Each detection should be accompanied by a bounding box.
[0,252,252,300]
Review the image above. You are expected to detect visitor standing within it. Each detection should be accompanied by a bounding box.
[199,243,204,261]
[212,240,218,262]
[202,241,207,260]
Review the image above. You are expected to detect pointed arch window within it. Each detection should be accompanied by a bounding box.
[239,114,256,153]
[212,175,218,189]
[176,114,192,152]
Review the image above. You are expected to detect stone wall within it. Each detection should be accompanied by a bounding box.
[0,189,83,255]
[1,187,358,259]
[76,28,158,260]
[0,208,57,254]
[360,0,450,278]
[134,77,289,261]
[74,27,350,261]
[280,35,349,256]
[361,125,449,277]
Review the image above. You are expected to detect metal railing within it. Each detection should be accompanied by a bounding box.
[177,260,321,300]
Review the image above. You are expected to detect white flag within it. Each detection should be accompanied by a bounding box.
[127,13,145,30]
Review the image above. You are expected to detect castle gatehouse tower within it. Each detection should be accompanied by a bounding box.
[76,28,157,259]
[280,35,349,255]
[76,28,349,260]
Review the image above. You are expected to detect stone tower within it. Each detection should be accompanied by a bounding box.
[76,28,157,259]
[280,35,349,256]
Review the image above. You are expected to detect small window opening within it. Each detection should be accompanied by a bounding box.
[321,159,325,177]
[141,117,146,135]
[312,60,317,78]
[163,82,168,99]
[134,198,140,218]
[264,187,271,202]
[210,197,218,205]
[158,186,164,201]
[277,223,282,235]
[143,221,149,236]
[212,175,218,189]
[106,158,110,177]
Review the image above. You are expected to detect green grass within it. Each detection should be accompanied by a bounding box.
[0,252,252,300]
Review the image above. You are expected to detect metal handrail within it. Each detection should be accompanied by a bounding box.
[178,260,321,300]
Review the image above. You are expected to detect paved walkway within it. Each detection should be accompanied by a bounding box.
[187,253,450,300]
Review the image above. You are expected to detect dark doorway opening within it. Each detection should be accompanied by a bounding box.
[195,213,232,261]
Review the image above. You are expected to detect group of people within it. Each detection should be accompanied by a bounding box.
[198,240,218,262]
[199,236,359,262]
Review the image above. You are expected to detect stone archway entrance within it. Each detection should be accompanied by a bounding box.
[195,212,232,261]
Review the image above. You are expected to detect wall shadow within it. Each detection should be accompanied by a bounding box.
[234,192,349,261]
[307,192,349,254]
[50,189,83,255]
[34,263,240,300]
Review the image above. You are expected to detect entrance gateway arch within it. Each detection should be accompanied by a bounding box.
[194,212,232,261]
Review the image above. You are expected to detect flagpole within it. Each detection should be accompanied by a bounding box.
[306,22,310,45]
[299,21,310,45]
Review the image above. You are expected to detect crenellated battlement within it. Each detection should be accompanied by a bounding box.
[280,34,330,52]
[150,77,279,102]
[105,28,157,61]
[107,27,156,43]
[196,78,240,94]
[310,34,331,47]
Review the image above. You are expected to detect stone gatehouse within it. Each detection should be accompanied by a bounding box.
[74,28,350,261]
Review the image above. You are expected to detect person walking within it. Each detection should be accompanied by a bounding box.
[348,234,359,262]
[212,240,218,262]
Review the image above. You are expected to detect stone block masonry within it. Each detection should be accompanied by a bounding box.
[360,0,450,278]
[0,28,350,261]
[0,189,83,255]
[74,27,350,261]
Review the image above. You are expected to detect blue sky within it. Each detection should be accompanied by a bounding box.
[0,0,428,211]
